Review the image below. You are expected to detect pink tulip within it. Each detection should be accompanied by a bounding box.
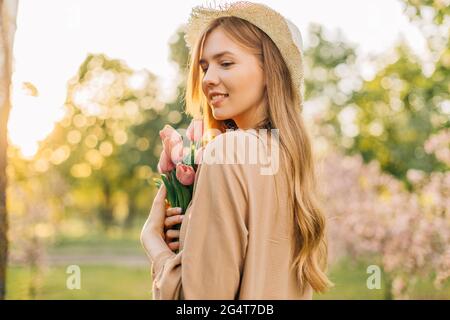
[160,124,183,161]
[159,124,178,141]
[162,136,184,164]
[186,119,204,142]
[176,163,196,186]
[157,149,175,174]
[157,124,185,173]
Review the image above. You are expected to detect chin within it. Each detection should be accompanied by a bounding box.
[211,108,231,120]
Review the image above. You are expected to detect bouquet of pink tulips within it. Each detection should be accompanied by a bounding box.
[153,119,204,230]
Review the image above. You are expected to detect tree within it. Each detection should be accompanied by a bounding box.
[0,0,18,300]
[303,1,449,298]
[35,54,165,230]
[34,26,194,231]
[304,15,448,184]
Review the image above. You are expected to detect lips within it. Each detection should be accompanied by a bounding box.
[210,94,228,107]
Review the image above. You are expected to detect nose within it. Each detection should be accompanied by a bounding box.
[202,65,220,88]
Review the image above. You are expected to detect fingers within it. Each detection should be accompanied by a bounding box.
[162,205,183,253]
[154,184,167,205]
[165,228,180,240]
[164,214,184,229]
[164,230,180,252]
[166,207,183,217]
[168,241,180,252]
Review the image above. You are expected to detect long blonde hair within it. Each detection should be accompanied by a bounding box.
[185,16,332,293]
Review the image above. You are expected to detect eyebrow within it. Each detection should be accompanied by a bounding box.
[199,51,235,64]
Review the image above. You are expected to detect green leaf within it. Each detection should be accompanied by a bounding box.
[169,171,180,207]
[153,177,162,189]
[171,170,193,213]
[161,173,176,207]
[190,141,195,167]
[181,186,192,212]
[171,170,184,210]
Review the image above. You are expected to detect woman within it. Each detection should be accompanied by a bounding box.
[141,1,332,299]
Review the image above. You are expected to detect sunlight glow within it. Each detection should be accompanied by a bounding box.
[7,0,428,159]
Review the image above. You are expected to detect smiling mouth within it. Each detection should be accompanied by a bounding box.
[210,94,229,106]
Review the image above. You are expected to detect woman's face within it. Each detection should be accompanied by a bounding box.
[200,27,266,129]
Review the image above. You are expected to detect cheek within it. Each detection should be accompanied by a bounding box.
[232,67,264,103]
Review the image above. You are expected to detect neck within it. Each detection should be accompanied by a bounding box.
[233,100,267,130]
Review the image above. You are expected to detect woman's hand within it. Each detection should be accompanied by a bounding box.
[140,184,184,258]
[164,207,184,252]
[141,185,173,259]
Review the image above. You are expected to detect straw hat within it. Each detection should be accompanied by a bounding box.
[184,1,305,109]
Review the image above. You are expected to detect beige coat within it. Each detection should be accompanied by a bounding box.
[150,129,313,300]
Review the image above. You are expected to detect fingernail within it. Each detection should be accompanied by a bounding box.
[177,208,183,214]
[179,215,184,220]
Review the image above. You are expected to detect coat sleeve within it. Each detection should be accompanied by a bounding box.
[151,133,250,300]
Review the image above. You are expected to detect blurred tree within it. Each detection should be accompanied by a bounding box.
[35,28,194,230]
[0,0,18,300]
[399,0,450,159]
[349,41,448,181]
[168,26,190,74]
[401,0,449,54]
[303,23,358,100]
[35,54,164,230]
[124,26,192,227]
[304,6,448,185]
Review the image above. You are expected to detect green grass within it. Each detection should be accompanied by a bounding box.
[7,229,153,299]
[7,231,449,299]
[314,259,384,300]
[7,265,152,300]
[50,226,144,255]
[314,258,450,300]
[7,259,448,299]
[49,239,143,256]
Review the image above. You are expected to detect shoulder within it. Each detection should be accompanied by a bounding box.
[200,128,280,178]
[203,129,271,164]
[205,129,258,149]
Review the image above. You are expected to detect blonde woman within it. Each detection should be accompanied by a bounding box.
[141,1,332,299]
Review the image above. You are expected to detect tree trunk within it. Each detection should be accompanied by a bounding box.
[100,180,114,229]
[0,0,19,300]
[124,194,136,229]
